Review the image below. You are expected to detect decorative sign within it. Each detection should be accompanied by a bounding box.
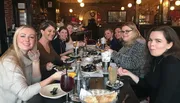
[48,1,52,8]
[18,3,25,9]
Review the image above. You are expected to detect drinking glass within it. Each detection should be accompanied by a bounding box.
[73,41,78,47]
[60,74,75,103]
[108,66,117,86]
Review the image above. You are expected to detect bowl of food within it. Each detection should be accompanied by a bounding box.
[81,64,97,74]
[81,89,117,103]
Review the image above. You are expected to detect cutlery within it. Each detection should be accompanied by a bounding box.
[122,94,129,103]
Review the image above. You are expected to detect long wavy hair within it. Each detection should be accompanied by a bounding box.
[0,25,37,69]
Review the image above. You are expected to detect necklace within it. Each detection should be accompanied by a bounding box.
[153,57,164,72]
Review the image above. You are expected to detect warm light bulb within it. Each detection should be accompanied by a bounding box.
[80,2,85,7]
[69,9,73,13]
[79,17,83,21]
[121,7,125,10]
[128,3,132,8]
[136,0,141,4]
[170,6,175,10]
[175,0,180,6]
[77,0,83,3]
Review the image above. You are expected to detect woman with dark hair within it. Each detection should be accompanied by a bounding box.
[104,28,121,51]
[118,26,180,103]
[108,22,146,77]
[51,26,73,56]
[114,26,123,50]
[38,20,67,80]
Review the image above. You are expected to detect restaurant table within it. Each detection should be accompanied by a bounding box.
[27,76,140,103]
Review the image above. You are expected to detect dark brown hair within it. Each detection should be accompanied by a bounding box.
[58,26,69,42]
[147,26,180,59]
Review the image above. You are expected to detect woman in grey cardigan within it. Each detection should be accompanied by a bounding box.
[108,22,146,78]
[0,25,64,103]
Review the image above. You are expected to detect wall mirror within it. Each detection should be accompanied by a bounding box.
[108,11,126,23]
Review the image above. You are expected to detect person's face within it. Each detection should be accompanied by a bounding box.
[104,30,113,40]
[41,25,55,41]
[59,29,68,41]
[148,31,173,57]
[17,28,36,52]
[67,25,73,35]
[115,28,123,39]
[122,26,135,42]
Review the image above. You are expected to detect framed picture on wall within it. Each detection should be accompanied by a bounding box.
[108,11,126,23]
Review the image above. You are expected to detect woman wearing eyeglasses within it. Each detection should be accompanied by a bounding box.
[108,22,147,78]
[118,26,180,103]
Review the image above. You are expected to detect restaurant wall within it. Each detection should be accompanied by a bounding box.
[59,2,136,28]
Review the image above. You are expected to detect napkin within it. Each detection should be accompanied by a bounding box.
[79,89,92,100]
[101,51,111,62]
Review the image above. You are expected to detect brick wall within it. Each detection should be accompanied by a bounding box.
[4,0,13,29]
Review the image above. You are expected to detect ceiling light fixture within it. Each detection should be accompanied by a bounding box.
[80,2,85,7]
[69,9,73,13]
[77,0,83,3]
[175,0,180,6]
[136,0,142,4]
[128,3,132,8]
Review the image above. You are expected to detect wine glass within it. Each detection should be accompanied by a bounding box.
[60,74,75,103]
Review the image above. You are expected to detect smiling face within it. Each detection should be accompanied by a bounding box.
[17,28,36,52]
[104,30,113,40]
[148,31,173,57]
[67,24,73,35]
[115,28,123,39]
[41,25,56,41]
[121,26,136,42]
[59,29,68,41]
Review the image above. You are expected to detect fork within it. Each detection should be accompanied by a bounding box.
[122,94,129,103]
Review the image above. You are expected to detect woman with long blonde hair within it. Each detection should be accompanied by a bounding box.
[0,25,64,103]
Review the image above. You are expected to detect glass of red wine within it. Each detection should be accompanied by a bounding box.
[60,74,75,103]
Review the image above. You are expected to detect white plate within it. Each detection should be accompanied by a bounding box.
[106,80,124,88]
[65,58,75,64]
[39,83,67,99]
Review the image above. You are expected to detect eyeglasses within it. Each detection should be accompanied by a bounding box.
[120,30,133,34]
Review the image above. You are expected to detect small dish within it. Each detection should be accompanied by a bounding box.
[106,80,124,89]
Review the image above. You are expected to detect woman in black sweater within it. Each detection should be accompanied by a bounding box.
[51,26,73,56]
[118,26,180,103]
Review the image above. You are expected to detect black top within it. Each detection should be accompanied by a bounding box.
[111,38,123,51]
[51,37,66,55]
[137,55,180,103]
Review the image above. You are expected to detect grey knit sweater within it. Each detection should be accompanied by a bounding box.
[111,39,146,78]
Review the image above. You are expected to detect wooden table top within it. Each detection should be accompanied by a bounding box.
[27,76,140,103]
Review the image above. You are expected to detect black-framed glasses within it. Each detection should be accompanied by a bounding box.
[120,30,133,34]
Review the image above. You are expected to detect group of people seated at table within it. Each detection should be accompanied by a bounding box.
[0,19,180,103]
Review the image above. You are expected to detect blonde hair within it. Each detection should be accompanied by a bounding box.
[122,22,144,46]
[0,25,37,69]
